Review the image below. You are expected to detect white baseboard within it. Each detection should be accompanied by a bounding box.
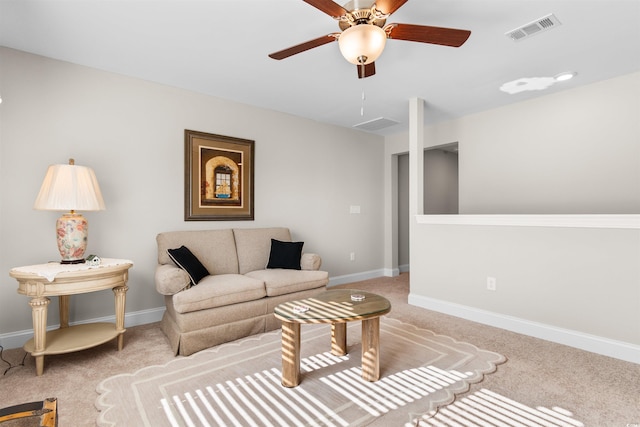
[328,269,388,287]
[408,293,640,364]
[9,280,635,365]
[0,307,165,350]
[326,267,409,287]
[382,268,400,277]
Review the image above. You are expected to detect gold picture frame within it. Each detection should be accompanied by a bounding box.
[184,130,254,221]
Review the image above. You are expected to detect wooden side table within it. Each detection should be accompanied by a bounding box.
[9,259,133,376]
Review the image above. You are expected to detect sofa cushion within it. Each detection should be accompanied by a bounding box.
[167,245,209,285]
[172,273,266,314]
[157,229,239,275]
[266,239,303,270]
[233,227,292,274]
[245,269,329,297]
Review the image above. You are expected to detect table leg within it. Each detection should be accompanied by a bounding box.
[58,295,69,328]
[361,316,380,382]
[281,320,300,387]
[331,323,347,356]
[113,285,128,350]
[29,297,50,376]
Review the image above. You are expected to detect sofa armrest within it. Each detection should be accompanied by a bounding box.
[301,253,322,271]
[155,264,191,295]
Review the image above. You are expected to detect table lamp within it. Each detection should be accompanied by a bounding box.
[34,158,105,264]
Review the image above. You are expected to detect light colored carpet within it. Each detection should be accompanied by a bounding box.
[95,318,505,426]
[0,273,638,426]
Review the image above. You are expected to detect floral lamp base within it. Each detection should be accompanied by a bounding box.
[56,212,88,264]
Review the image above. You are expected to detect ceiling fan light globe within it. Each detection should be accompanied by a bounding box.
[338,24,387,65]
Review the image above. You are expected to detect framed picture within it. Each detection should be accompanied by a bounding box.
[184,130,255,221]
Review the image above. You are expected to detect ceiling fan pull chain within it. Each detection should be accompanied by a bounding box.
[361,88,366,116]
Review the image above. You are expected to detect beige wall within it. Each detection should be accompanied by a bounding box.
[457,72,640,214]
[0,47,385,341]
[386,72,640,214]
[411,220,640,359]
[385,72,640,362]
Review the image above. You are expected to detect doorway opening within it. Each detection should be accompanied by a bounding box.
[397,142,459,271]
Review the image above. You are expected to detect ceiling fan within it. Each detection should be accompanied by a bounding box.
[268,0,471,79]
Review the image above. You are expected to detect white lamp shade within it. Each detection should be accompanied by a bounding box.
[338,24,387,65]
[34,163,106,211]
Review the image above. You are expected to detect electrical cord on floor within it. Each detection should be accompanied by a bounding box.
[0,345,27,375]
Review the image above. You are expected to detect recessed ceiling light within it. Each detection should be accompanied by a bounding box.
[555,72,577,82]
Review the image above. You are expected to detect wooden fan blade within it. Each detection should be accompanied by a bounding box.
[269,34,338,60]
[375,0,409,16]
[303,0,348,18]
[387,23,471,47]
[357,62,376,79]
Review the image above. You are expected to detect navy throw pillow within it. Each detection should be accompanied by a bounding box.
[167,245,209,285]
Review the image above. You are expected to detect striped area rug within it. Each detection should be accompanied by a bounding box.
[96,318,506,426]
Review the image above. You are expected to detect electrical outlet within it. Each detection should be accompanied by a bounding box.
[487,277,497,291]
[350,252,356,261]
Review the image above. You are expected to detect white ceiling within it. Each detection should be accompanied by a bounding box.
[1,0,639,136]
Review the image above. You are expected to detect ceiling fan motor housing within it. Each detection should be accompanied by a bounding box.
[338,3,388,31]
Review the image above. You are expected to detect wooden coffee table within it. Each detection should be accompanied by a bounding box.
[274,289,391,387]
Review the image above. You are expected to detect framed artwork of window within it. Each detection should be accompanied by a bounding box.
[184,130,255,221]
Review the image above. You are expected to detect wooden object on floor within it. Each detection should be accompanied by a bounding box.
[9,259,133,376]
[274,289,391,387]
[0,397,57,426]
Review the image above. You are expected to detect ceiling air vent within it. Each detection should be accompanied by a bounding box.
[353,117,400,132]
[505,13,562,42]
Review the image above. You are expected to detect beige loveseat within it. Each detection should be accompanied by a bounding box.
[155,227,328,355]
